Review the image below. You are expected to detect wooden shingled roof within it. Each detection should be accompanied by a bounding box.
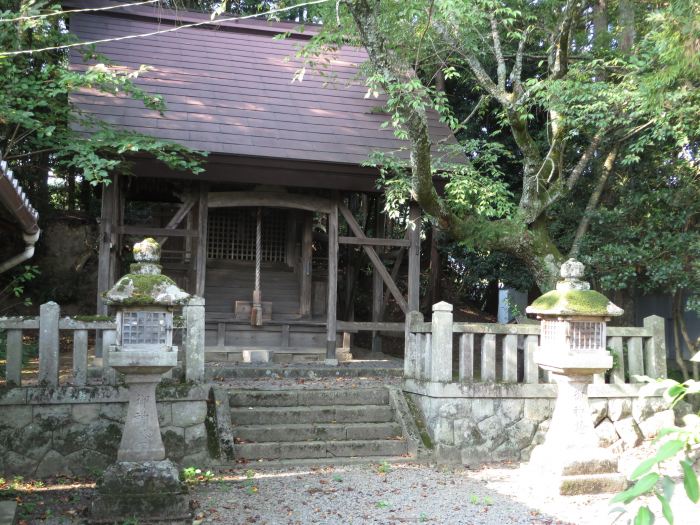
[65,0,460,186]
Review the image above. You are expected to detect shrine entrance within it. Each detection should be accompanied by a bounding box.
[206,207,296,325]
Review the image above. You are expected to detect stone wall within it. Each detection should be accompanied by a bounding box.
[404,380,680,465]
[0,384,212,478]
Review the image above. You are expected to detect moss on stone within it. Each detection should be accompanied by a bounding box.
[156,382,195,400]
[129,262,162,274]
[404,394,434,450]
[71,315,114,322]
[528,289,619,316]
[133,237,159,255]
[105,273,183,306]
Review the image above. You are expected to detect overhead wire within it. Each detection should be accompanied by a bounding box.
[0,0,330,57]
[0,1,160,23]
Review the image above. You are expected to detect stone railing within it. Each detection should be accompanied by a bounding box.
[404,301,667,385]
[0,299,206,387]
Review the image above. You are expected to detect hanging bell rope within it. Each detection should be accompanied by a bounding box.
[251,207,263,326]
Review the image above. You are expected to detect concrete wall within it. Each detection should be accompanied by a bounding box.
[0,385,212,478]
[404,380,678,465]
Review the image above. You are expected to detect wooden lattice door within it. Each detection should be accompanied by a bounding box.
[207,208,287,263]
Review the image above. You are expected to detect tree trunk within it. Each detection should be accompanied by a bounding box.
[672,289,690,380]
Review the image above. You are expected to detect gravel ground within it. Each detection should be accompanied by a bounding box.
[190,459,693,525]
[9,456,696,524]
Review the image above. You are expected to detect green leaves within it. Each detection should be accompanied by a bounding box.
[680,460,699,503]
[612,473,660,505]
[633,506,655,525]
[0,5,203,190]
[630,440,684,480]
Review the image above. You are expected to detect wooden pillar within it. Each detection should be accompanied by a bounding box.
[407,201,421,312]
[372,195,385,353]
[95,175,121,359]
[194,183,208,297]
[96,174,120,315]
[300,213,313,318]
[326,201,339,363]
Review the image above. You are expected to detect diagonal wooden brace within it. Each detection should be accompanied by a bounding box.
[338,202,408,314]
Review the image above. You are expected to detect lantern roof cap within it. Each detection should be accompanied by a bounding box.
[103,238,190,306]
[526,258,623,318]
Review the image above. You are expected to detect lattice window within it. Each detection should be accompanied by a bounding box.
[207,208,287,262]
[541,319,606,353]
[121,311,167,346]
[570,321,605,353]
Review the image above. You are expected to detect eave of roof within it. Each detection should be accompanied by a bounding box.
[65,0,464,180]
[0,160,39,235]
[62,0,320,39]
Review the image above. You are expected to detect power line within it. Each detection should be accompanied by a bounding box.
[0,0,329,57]
[0,1,159,23]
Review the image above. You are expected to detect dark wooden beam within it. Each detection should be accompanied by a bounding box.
[338,321,405,332]
[97,174,120,315]
[119,226,197,237]
[408,202,421,312]
[372,195,385,353]
[326,201,339,361]
[338,202,408,314]
[208,191,332,213]
[300,213,313,319]
[157,195,196,246]
[339,236,410,247]
[195,184,209,297]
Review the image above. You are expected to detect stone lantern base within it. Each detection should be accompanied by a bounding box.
[90,460,191,523]
[528,358,628,495]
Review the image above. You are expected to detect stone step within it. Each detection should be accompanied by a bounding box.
[558,473,629,496]
[561,457,619,476]
[230,404,394,425]
[233,438,408,461]
[234,422,403,442]
[207,365,402,380]
[217,455,419,470]
[229,387,390,407]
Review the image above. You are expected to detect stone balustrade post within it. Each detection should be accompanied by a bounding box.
[643,315,667,379]
[38,301,60,386]
[429,301,453,382]
[404,311,424,380]
[184,296,206,383]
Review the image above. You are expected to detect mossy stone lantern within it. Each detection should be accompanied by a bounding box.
[527,258,623,371]
[526,259,627,495]
[92,238,191,523]
[106,237,189,363]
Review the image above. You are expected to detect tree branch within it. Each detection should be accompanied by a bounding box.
[509,27,530,95]
[568,143,618,258]
[414,0,435,72]
[566,131,604,190]
[489,14,506,92]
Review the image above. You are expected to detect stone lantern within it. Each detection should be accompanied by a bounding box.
[91,238,191,522]
[525,258,627,495]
